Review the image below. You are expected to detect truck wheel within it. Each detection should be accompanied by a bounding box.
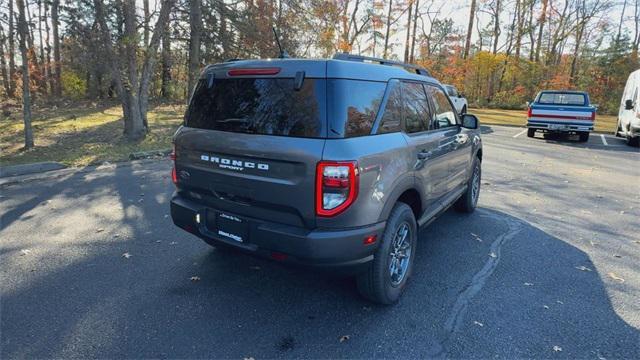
[627,135,639,147]
[455,159,481,213]
[615,120,622,137]
[527,128,536,138]
[578,132,589,142]
[357,202,417,305]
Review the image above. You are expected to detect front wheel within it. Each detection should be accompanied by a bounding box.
[455,158,481,213]
[357,203,417,305]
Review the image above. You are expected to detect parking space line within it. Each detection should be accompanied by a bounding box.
[513,129,527,138]
[600,134,609,146]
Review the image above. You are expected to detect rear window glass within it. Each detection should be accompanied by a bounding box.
[185,78,325,137]
[538,93,586,106]
[327,79,386,137]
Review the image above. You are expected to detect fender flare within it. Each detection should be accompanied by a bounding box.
[377,175,420,222]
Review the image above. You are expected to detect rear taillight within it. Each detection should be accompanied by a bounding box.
[527,107,532,118]
[170,145,177,185]
[591,111,596,121]
[316,161,358,217]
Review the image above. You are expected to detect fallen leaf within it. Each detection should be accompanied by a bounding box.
[339,335,350,343]
[155,240,162,243]
[122,252,132,259]
[543,305,549,309]
[170,241,178,245]
[613,254,621,258]
[113,234,120,238]
[473,321,484,327]
[524,282,534,286]
[96,228,105,233]
[553,345,563,352]
[164,214,169,218]
[20,249,32,256]
[556,300,564,305]
[190,276,201,282]
[607,272,625,283]
[575,266,592,272]
[489,252,497,258]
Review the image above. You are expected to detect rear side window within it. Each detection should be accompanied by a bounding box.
[185,78,325,138]
[538,92,586,106]
[445,85,458,97]
[402,82,431,133]
[377,80,403,134]
[328,79,386,137]
[426,85,457,129]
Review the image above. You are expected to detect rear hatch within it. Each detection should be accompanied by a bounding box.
[174,60,327,228]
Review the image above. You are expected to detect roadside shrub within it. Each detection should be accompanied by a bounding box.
[491,86,529,109]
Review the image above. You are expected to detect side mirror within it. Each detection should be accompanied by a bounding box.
[461,114,479,129]
[625,99,634,110]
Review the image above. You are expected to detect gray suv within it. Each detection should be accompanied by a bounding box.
[170,54,483,304]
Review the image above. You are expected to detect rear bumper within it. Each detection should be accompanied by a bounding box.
[170,194,384,273]
[527,120,593,132]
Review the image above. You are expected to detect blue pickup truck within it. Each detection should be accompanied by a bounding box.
[527,90,596,142]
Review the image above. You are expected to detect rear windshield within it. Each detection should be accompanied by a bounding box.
[538,92,586,106]
[185,78,326,138]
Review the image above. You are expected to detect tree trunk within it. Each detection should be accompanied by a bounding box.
[51,0,61,96]
[16,0,34,149]
[383,0,393,58]
[161,21,172,98]
[44,0,54,94]
[463,0,477,59]
[403,1,413,62]
[143,0,150,46]
[188,0,202,98]
[514,0,523,59]
[0,24,11,96]
[616,0,627,44]
[138,0,174,125]
[492,0,501,54]
[535,0,547,62]
[409,0,419,62]
[122,0,145,139]
[37,0,48,94]
[570,21,585,83]
[8,0,16,97]
[528,0,535,62]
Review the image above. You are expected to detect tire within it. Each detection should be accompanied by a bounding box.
[578,132,589,142]
[627,135,640,147]
[615,120,622,137]
[527,128,536,138]
[357,202,417,305]
[455,158,481,213]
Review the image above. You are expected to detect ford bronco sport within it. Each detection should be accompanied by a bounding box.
[170,54,483,304]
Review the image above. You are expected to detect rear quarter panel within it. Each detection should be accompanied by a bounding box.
[317,133,414,229]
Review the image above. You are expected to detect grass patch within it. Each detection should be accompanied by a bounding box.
[0,101,185,167]
[471,108,617,133]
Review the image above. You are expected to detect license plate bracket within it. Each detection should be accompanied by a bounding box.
[214,212,248,243]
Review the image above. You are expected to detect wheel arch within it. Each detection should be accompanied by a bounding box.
[377,176,423,223]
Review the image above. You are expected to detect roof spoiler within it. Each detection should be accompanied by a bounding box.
[332,53,431,77]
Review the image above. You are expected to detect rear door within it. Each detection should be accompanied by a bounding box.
[395,80,449,210]
[175,65,327,228]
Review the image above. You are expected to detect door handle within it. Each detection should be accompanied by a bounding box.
[417,150,432,160]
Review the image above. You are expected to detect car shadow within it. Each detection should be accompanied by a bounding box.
[2,197,638,359]
[532,132,640,153]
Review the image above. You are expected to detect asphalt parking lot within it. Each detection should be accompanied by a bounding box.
[1,125,639,358]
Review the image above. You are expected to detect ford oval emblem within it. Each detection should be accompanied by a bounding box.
[179,170,191,180]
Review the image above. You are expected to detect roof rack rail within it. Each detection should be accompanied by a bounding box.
[332,53,430,76]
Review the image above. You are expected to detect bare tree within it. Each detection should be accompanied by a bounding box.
[0,21,11,96]
[16,0,34,148]
[463,0,477,59]
[383,0,393,57]
[403,0,413,62]
[491,0,502,54]
[535,0,547,62]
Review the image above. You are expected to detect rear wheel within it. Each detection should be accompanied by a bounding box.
[627,135,640,147]
[615,120,622,137]
[578,132,590,142]
[455,158,481,213]
[527,128,536,138]
[357,203,417,305]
